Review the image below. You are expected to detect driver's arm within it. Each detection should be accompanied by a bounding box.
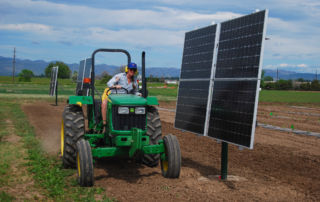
[107,74,121,88]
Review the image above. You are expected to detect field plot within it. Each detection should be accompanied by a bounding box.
[19,100,320,201]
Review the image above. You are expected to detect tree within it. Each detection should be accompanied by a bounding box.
[45,61,71,79]
[114,65,126,74]
[297,78,305,82]
[264,76,273,81]
[311,80,320,91]
[260,70,266,87]
[19,69,34,82]
[99,71,112,84]
[72,71,78,82]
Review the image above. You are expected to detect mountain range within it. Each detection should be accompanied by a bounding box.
[0,56,180,78]
[0,56,318,80]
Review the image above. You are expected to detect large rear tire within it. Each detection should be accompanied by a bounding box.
[76,139,94,187]
[142,107,162,167]
[61,105,84,168]
[161,134,181,178]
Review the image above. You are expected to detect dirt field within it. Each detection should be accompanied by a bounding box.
[22,101,320,201]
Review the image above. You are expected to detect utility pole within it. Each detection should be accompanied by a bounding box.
[316,69,318,81]
[276,68,279,81]
[12,47,16,82]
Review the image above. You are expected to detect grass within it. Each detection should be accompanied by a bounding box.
[0,98,114,201]
[259,90,320,104]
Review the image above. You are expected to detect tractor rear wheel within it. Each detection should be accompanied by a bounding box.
[161,134,181,178]
[76,139,94,187]
[143,107,162,167]
[61,105,84,168]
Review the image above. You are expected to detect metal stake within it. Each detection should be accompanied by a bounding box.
[55,81,58,106]
[221,141,228,180]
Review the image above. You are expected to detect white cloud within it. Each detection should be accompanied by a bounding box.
[0,23,51,33]
[279,63,289,67]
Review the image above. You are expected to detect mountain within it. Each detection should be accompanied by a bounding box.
[0,56,180,78]
[263,69,318,81]
[0,56,317,80]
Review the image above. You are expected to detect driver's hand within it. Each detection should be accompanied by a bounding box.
[115,85,122,89]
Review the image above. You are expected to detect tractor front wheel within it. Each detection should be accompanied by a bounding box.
[76,139,94,187]
[161,134,181,178]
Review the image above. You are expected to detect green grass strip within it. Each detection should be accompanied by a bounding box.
[1,99,113,201]
[259,90,320,104]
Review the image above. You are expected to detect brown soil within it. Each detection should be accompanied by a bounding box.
[22,101,320,201]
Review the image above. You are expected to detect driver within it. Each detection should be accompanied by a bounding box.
[101,62,140,129]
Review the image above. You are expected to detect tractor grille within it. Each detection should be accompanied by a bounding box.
[112,106,146,130]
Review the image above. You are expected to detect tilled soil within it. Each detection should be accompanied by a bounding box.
[22,101,320,201]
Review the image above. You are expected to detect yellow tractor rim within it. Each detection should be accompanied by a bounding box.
[162,160,168,172]
[60,120,64,156]
[77,153,81,176]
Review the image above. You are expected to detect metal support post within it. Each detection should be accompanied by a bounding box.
[220,141,228,180]
[55,81,58,106]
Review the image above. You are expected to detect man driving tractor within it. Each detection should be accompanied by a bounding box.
[101,62,141,130]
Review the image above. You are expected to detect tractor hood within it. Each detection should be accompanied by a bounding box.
[108,94,147,105]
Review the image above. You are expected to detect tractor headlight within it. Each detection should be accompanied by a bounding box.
[135,107,145,114]
[118,107,129,114]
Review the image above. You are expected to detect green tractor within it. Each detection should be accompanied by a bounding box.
[60,49,181,186]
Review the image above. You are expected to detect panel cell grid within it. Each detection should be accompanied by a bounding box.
[180,25,216,79]
[215,10,266,78]
[175,80,210,134]
[208,80,257,147]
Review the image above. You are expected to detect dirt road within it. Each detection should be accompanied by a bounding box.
[22,101,320,201]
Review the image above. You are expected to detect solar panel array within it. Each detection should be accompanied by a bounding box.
[49,66,59,96]
[76,58,92,96]
[175,25,217,134]
[175,10,268,148]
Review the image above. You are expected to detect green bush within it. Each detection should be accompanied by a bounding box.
[18,69,34,82]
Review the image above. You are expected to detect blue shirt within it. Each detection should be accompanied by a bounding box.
[107,73,139,95]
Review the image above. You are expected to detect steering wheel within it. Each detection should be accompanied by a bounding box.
[106,86,129,95]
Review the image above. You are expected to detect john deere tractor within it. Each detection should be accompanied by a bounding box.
[60,49,181,186]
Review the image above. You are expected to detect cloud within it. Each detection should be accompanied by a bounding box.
[0,0,320,68]
[0,23,51,33]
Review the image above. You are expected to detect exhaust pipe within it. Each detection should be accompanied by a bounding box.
[142,51,147,98]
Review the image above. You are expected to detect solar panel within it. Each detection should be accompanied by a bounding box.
[83,58,92,96]
[180,25,217,80]
[215,11,266,78]
[76,60,85,95]
[49,66,59,96]
[208,80,257,147]
[207,10,268,148]
[175,24,218,135]
[75,58,92,96]
[175,80,210,134]
[175,10,268,148]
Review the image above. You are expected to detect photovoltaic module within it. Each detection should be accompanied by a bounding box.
[175,10,268,148]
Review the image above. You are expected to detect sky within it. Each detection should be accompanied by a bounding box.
[0,0,320,73]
